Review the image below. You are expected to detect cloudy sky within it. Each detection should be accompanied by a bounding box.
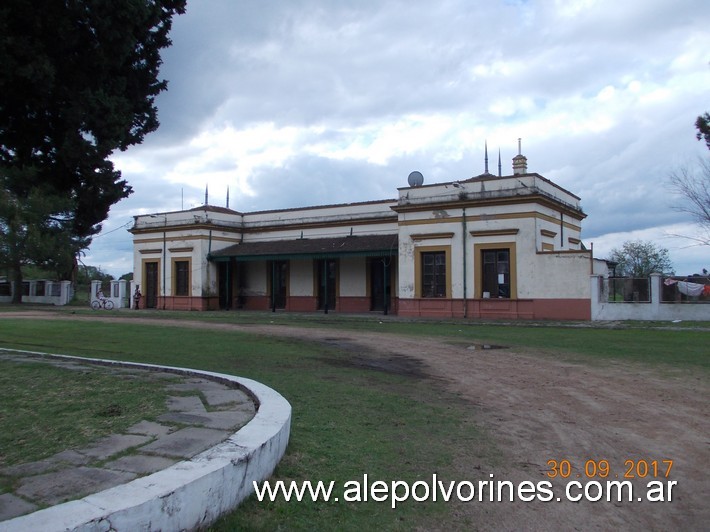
[87,0,710,277]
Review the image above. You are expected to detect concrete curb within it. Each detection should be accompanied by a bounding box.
[0,352,292,532]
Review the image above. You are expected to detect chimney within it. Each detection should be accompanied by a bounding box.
[512,138,528,175]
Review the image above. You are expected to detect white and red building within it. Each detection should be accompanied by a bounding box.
[130,151,602,319]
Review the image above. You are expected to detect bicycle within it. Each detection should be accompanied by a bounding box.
[91,298,114,310]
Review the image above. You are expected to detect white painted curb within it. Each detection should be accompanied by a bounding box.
[0,352,292,532]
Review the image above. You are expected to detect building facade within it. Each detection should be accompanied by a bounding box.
[130,154,599,319]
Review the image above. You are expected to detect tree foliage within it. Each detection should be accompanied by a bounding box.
[0,0,186,302]
[76,264,114,285]
[0,183,80,280]
[696,112,710,151]
[607,240,674,278]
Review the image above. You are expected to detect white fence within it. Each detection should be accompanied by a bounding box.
[591,273,710,321]
[0,280,74,306]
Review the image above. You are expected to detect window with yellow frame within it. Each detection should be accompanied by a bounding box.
[474,243,517,299]
[414,245,451,298]
[173,258,190,296]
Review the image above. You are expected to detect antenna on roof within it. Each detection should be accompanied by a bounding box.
[518,138,522,155]
[204,184,208,206]
[484,140,489,174]
[498,148,502,177]
[226,187,230,209]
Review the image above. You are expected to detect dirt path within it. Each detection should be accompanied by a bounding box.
[244,323,709,531]
[3,312,708,530]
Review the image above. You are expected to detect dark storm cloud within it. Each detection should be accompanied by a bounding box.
[91,0,710,276]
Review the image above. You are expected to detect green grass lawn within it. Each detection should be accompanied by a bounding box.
[43,306,710,369]
[0,317,491,530]
[0,310,707,530]
[0,359,171,468]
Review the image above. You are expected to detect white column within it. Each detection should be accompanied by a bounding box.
[590,274,602,320]
[90,280,102,304]
[650,273,662,318]
[60,281,73,305]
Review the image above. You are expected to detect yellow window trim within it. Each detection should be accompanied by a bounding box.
[171,257,191,297]
[473,242,517,299]
[410,232,455,241]
[414,245,452,299]
[470,229,519,237]
[141,258,161,297]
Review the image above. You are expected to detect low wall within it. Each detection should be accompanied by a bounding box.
[0,354,292,532]
[590,274,710,321]
[0,280,73,306]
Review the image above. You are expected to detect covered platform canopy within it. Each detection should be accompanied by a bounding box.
[208,234,399,262]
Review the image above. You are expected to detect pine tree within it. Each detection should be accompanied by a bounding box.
[0,0,186,302]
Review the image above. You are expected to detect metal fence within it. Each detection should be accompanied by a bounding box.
[601,276,710,304]
[603,277,651,303]
[661,276,710,303]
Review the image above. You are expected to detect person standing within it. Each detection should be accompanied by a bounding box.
[133,286,142,310]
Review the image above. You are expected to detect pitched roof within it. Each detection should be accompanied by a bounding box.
[186,205,242,215]
[209,234,398,262]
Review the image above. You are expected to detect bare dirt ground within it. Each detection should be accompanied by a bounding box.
[3,312,708,530]
[245,321,709,531]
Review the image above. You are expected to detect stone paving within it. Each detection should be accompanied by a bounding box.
[0,353,256,522]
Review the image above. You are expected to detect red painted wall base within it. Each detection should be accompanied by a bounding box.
[143,296,590,320]
[398,298,590,320]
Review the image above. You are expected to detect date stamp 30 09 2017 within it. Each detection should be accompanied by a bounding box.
[546,459,674,480]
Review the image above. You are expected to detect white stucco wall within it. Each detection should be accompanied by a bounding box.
[339,257,366,296]
[396,192,589,302]
[131,210,242,300]
[289,260,313,297]
[241,262,267,297]
[241,200,397,244]
[398,237,416,298]
[129,171,591,309]
[0,281,73,306]
[244,200,396,226]
[522,251,592,299]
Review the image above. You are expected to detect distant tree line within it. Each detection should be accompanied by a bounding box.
[1,263,131,285]
[607,240,674,278]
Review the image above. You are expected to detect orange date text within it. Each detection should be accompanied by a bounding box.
[546,459,673,480]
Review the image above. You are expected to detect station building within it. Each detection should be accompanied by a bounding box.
[130,150,601,319]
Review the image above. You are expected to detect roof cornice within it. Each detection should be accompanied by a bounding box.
[391,193,586,220]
